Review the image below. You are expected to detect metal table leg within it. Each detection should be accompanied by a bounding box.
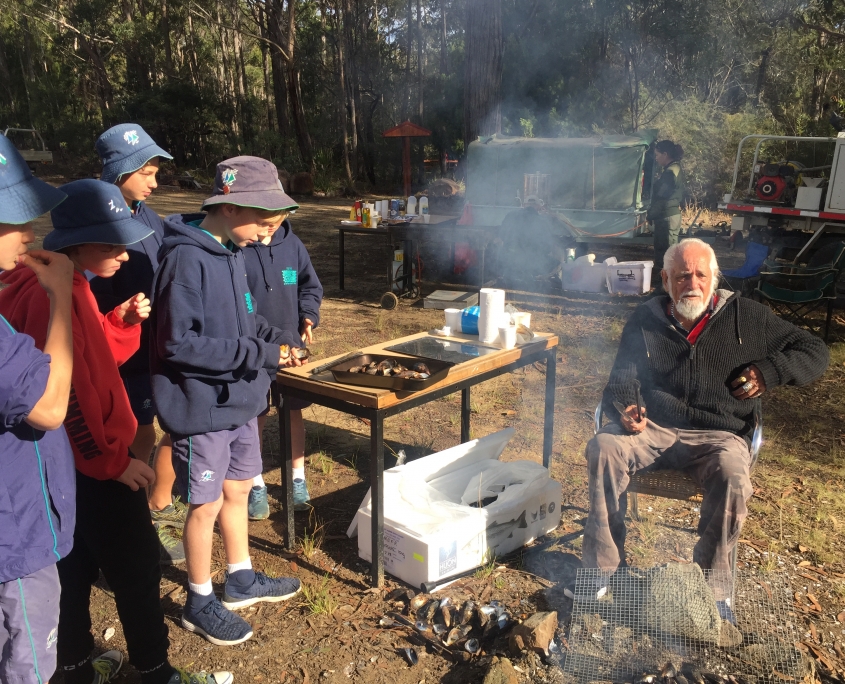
[461,387,471,443]
[339,229,345,290]
[543,349,557,468]
[369,409,385,587]
[279,396,295,550]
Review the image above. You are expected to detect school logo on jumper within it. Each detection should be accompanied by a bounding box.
[244,292,254,313]
[142,399,152,409]
[221,168,237,194]
[200,470,215,482]
[282,267,297,285]
[123,130,140,146]
[0,153,6,165]
[107,199,124,213]
[46,628,57,650]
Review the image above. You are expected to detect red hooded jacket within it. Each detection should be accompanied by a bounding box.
[0,267,139,480]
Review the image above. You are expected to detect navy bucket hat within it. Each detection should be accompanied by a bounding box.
[0,134,67,224]
[44,179,154,251]
[96,123,173,184]
[202,156,299,212]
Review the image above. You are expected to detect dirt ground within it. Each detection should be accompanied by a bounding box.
[28,184,845,683]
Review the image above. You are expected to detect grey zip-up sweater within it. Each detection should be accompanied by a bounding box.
[602,290,829,441]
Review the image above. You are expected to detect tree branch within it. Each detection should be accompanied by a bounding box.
[189,1,290,62]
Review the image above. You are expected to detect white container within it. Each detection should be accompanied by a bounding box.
[348,429,562,587]
[370,214,379,228]
[723,193,732,203]
[418,196,429,215]
[512,312,531,328]
[498,325,517,349]
[422,214,430,224]
[444,308,462,332]
[407,196,417,215]
[795,187,823,211]
[561,256,611,293]
[606,260,654,295]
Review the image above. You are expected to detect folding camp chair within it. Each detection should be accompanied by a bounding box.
[720,241,770,297]
[754,241,845,341]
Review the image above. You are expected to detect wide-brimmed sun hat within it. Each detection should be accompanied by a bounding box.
[96,123,173,184]
[44,179,154,251]
[202,156,299,212]
[0,134,67,224]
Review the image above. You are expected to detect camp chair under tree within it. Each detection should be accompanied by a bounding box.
[753,241,845,341]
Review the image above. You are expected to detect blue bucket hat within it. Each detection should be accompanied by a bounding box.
[202,156,299,212]
[44,179,154,251]
[0,134,67,224]
[96,123,173,184]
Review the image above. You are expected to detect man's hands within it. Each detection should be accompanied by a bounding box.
[299,318,314,345]
[117,459,156,491]
[19,250,74,299]
[618,404,648,434]
[730,365,766,399]
[116,293,151,325]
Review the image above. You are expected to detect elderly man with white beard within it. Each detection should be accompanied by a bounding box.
[577,239,829,605]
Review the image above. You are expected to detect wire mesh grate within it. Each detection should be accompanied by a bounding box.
[562,565,806,684]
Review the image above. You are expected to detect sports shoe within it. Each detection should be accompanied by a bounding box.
[222,569,301,610]
[168,668,234,684]
[247,486,269,520]
[157,523,186,565]
[293,479,311,511]
[91,650,124,683]
[182,592,253,646]
[151,498,188,527]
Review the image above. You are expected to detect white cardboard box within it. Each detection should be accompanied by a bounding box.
[348,429,562,588]
[606,260,654,294]
[795,186,823,211]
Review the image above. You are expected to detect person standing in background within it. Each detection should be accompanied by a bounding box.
[648,140,685,289]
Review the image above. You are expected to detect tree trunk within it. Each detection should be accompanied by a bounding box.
[334,3,355,189]
[268,0,291,138]
[285,0,315,172]
[439,0,447,75]
[416,0,423,123]
[160,0,174,77]
[0,32,15,117]
[754,47,771,109]
[257,5,275,135]
[463,0,502,145]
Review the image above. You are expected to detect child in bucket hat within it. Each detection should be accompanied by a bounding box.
[92,123,185,566]
[0,134,77,684]
[0,178,232,684]
[150,156,302,647]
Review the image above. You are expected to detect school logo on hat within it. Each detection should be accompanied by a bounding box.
[221,168,237,194]
[107,199,124,213]
[123,130,140,146]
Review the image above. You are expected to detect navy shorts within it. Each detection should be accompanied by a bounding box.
[171,418,262,505]
[0,564,61,684]
[123,374,155,426]
[259,381,312,417]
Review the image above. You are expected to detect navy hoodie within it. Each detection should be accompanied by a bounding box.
[150,214,299,437]
[243,219,323,337]
[90,201,163,376]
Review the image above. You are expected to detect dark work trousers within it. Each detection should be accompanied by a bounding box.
[582,422,752,597]
[57,470,173,684]
[652,214,682,283]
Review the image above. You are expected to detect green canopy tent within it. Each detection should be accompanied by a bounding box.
[465,131,657,239]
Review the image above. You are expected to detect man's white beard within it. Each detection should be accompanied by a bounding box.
[673,288,711,320]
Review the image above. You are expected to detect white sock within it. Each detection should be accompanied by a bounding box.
[293,466,305,481]
[227,558,252,574]
[253,474,265,488]
[189,579,213,596]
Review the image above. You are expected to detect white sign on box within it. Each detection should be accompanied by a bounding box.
[347,429,562,587]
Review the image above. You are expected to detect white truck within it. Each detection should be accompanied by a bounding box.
[1,128,53,172]
[719,132,845,262]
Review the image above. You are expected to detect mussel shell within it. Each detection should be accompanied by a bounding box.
[379,617,395,627]
[419,598,439,622]
[409,594,429,611]
[489,600,505,616]
[402,647,418,666]
[496,613,509,630]
[476,606,489,628]
[432,624,448,636]
[660,662,677,678]
[459,624,473,637]
[439,596,451,608]
[412,362,430,374]
[414,620,430,633]
[292,347,311,360]
[386,588,406,601]
[444,627,462,646]
[439,606,452,628]
[464,638,480,654]
[479,605,496,616]
[459,600,475,625]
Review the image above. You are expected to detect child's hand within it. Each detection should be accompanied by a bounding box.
[116,293,151,325]
[19,250,74,299]
[278,346,303,368]
[117,459,156,491]
[299,318,314,344]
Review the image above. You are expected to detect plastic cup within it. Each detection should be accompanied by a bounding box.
[444,308,462,333]
[499,325,517,350]
[423,214,430,224]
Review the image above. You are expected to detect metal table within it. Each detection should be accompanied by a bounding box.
[275,331,559,587]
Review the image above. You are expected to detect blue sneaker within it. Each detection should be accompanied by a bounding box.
[222,569,301,610]
[181,592,253,646]
[248,486,269,520]
[293,479,311,511]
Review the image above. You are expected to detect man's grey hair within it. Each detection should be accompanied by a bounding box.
[662,238,720,290]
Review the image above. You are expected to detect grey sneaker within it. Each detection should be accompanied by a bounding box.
[91,650,124,684]
[247,486,269,520]
[151,498,188,526]
[293,479,311,511]
[169,668,234,684]
[157,523,186,565]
